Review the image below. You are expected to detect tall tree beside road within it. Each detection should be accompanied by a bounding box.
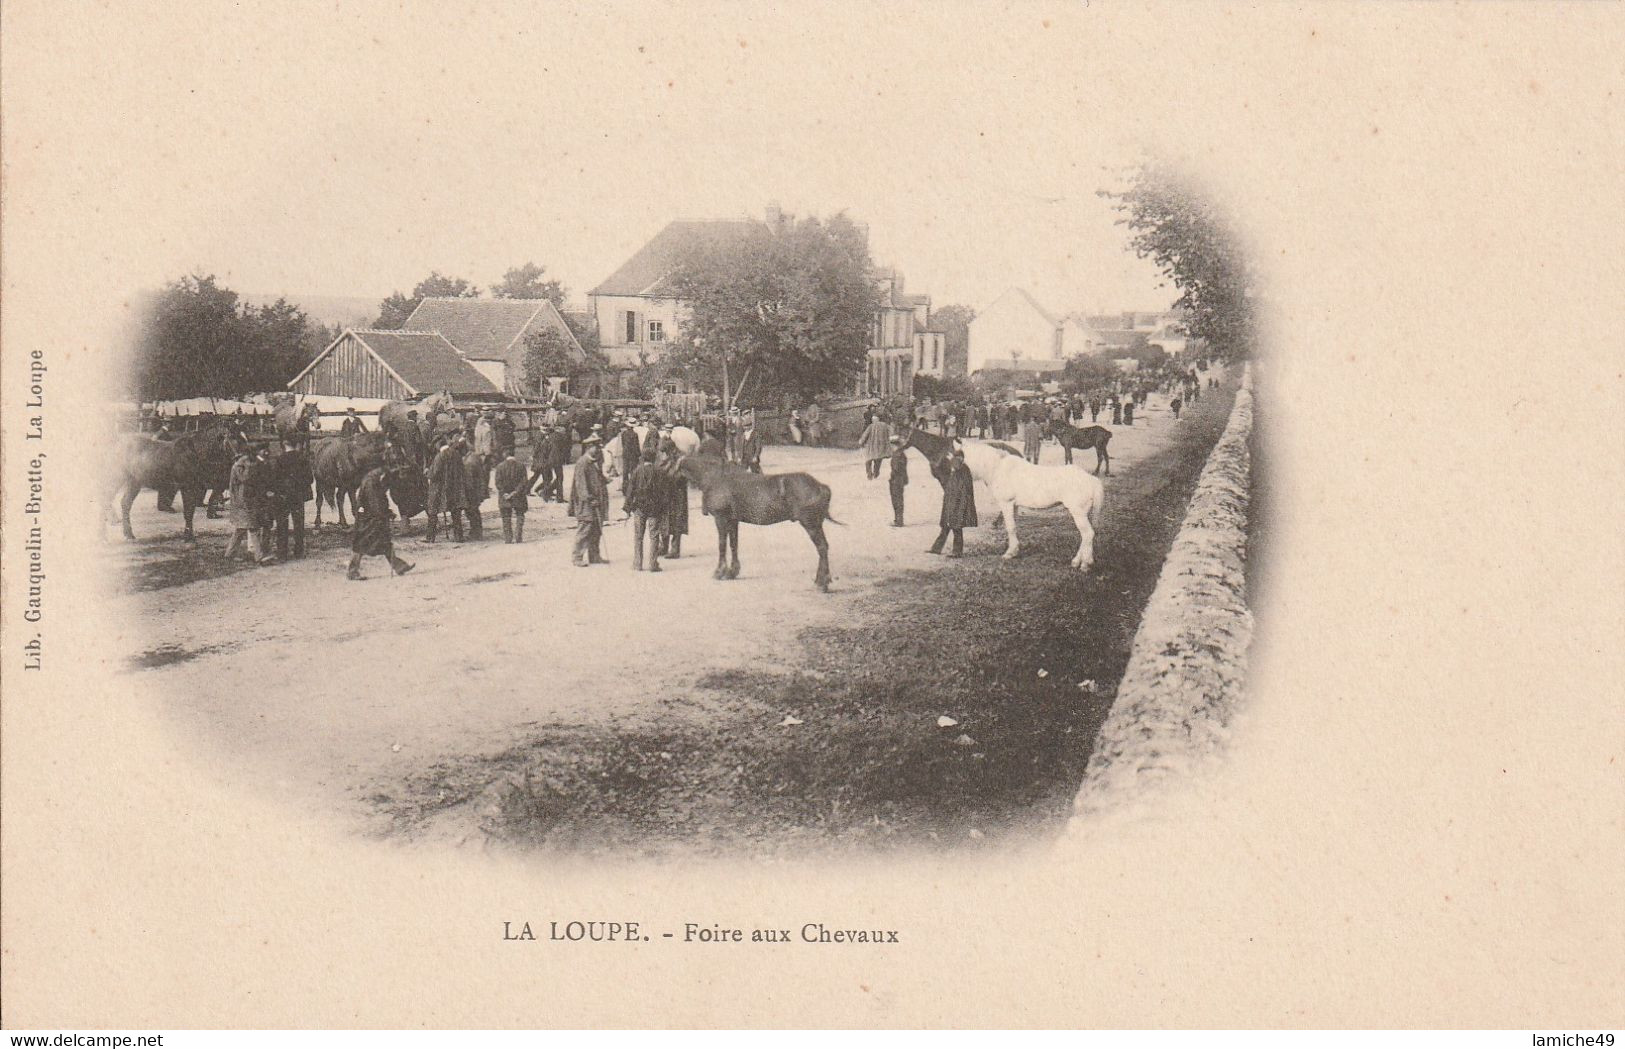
[129,274,317,400]
[665,213,880,406]
[373,272,480,330]
[492,262,566,309]
[1099,162,1258,359]
[929,303,975,378]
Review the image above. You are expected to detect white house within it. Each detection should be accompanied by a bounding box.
[968,288,1101,375]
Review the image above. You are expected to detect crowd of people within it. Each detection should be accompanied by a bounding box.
[174,359,1220,582]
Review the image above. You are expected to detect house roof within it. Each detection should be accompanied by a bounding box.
[1091,328,1150,350]
[289,329,501,396]
[995,288,1060,328]
[402,296,583,362]
[975,358,1067,373]
[589,219,766,297]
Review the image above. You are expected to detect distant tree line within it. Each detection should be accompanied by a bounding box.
[128,274,338,401]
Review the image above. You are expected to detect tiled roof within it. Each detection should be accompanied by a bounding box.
[589,220,767,297]
[1091,328,1151,350]
[975,358,1067,373]
[402,297,583,362]
[351,329,501,395]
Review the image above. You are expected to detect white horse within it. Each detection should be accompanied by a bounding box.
[670,425,701,455]
[959,442,1105,570]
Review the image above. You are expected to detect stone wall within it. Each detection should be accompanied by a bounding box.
[1068,364,1255,828]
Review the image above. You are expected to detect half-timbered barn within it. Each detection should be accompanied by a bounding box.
[287,328,502,401]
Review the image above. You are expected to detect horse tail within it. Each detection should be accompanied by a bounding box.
[821,485,846,526]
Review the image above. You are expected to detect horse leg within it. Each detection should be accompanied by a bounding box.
[1097,443,1110,476]
[1000,503,1020,559]
[119,484,140,541]
[338,487,352,529]
[713,516,730,580]
[727,519,741,579]
[180,488,199,543]
[1068,500,1096,570]
[803,518,831,592]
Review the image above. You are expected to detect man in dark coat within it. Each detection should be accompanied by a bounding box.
[697,429,726,459]
[1170,395,1183,420]
[340,408,367,436]
[225,447,277,565]
[347,465,414,580]
[661,440,689,558]
[268,445,314,560]
[426,435,471,543]
[569,436,610,566]
[738,421,763,473]
[927,448,977,558]
[618,422,642,493]
[1123,399,1135,426]
[493,448,529,543]
[887,435,909,527]
[623,446,667,572]
[492,412,516,458]
[463,446,490,539]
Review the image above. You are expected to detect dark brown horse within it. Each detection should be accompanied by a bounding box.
[312,432,426,529]
[112,423,246,541]
[899,426,960,487]
[674,454,841,591]
[1045,420,1112,475]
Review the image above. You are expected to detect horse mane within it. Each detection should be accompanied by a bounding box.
[987,441,1022,457]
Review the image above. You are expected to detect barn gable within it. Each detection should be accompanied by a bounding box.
[288,329,502,399]
[402,297,585,396]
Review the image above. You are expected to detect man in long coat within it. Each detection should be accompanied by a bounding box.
[927,448,977,558]
[492,412,516,458]
[347,465,414,580]
[224,448,277,565]
[1021,415,1044,464]
[623,446,667,572]
[859,415,892,480]
[569,436,610,566]
[492,448,529,543]
[661,440,689,558]
[426,435,471,542]
[463,446,491,539]
[618,421,642,493]
[268,445,314,560]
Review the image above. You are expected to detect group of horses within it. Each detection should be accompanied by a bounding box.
[109,394,1113,592]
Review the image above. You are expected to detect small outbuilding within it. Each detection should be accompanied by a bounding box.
[288,328,503,401]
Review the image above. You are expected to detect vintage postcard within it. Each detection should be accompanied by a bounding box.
[2,0,1620,1032]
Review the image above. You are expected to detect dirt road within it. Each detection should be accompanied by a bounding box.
[103,374,1238,857]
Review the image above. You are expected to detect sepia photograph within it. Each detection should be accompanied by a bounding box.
[2,0,1621,1035]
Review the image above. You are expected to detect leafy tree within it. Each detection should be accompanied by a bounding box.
[129,275,316,400]
[665,213,879,406]
[928,303,975,378]
[1060,354,1120,393]
[1098,161,1257,359]
[913,373,975,402]
[492,262,566,309]
[374,271,480,330]
[520,327,605,398]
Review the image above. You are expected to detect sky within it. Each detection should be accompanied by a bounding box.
[3,2,1181,320]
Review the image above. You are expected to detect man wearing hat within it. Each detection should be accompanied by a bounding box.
[569,435,610,566]
[738,416,762,473]
[348,465,415,580]
[426,433,471,543]
[887,434,909,527]
[340,407,367,436]
[623,444,667,572]
[224,445,277,566]
[493,446,529,543]
[618,418,642,493]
